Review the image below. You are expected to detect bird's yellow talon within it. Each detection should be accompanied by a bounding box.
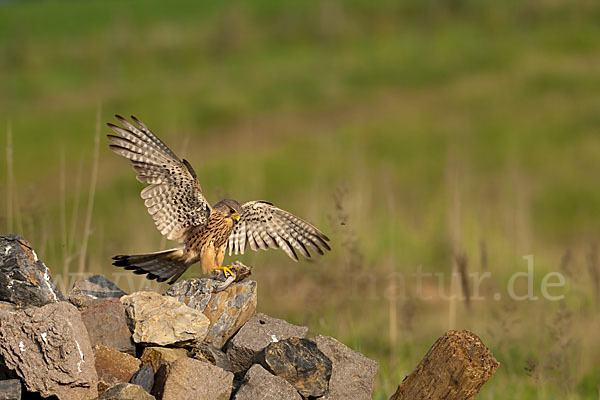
[214,266,234,278]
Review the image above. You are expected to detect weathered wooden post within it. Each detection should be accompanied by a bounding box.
[390,330,499,400]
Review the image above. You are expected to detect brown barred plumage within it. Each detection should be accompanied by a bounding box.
[107,115,330,284]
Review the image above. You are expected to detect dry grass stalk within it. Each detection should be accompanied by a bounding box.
[456,252,471,309]
[480,240,487,271]
[67,157,84,256]
[588,245,599,307]
[78,107,101,275]
[559,248,572,278]
[5,121,13,233]
[59,148,68,277]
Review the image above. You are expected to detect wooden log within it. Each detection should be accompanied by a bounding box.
[390,330,499,400]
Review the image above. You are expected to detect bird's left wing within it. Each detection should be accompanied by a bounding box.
[227,200,330,261]
[107,115,211,243]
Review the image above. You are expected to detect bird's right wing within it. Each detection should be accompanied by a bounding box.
[107,115,210,243]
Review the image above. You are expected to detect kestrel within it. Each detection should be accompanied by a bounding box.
[107,115,330,284]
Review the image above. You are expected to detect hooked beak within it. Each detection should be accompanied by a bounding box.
[232,214,241,222]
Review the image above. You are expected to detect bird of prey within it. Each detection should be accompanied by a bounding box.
[106,115,330,284]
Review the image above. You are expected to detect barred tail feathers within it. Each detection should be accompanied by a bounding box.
[112,246,189,284]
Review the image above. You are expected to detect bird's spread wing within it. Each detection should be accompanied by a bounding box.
[107,115,210,243]
[228,200,330,261]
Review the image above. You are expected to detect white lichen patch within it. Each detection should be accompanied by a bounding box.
[42,264,58,302]
[4,246,10,255]
[271,334,279,343]
[41,332,48,345]
[74,340,85,373]
[19,341,25,352]
[31,248,38,262]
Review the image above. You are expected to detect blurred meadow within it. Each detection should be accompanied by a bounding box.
[1,0,600,398]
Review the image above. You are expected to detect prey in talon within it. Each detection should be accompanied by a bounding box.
[107,115,330,285]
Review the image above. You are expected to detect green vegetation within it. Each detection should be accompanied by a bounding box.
[1,0,599,398]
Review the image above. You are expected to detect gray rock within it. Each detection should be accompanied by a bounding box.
[81,299,135,354]
[259,337,332,398]
[98,382,155,400]
[165,278,213,310]
[191,342,233,372]
[233,364,301,400]
[166,279,257,348]
[94,346,141,394]
[68,275,127,310]
[226,313,309,373]
[312,335,378,400]
[0,234,65,307]
[153,357,233,400]
[0,379,21,400]
[0,302,98,399]
[120,291,210,346]
[130,366,154,394]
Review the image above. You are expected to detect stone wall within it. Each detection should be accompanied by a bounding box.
[0,234,378,400]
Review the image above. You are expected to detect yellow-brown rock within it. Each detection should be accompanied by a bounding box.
[140,347,189,373]
[94,346,141,394]
[120,291,210,346]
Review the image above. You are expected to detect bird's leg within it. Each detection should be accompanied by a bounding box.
[213,266,234,278]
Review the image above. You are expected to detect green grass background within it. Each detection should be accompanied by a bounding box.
[1,0,600,398]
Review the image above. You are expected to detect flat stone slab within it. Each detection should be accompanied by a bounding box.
[69,275,127,310]
[121,291,210,346]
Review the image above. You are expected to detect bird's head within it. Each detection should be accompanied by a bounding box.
[214,199,243,223]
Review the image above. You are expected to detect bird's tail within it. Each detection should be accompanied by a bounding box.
[112,246,189,284]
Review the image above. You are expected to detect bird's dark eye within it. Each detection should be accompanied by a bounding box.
[230,209,235,214]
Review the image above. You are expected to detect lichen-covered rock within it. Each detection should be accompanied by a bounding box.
[81,299,135,354]
[140,347,189,373]
[68,275,127,310]
[226,313,308,373]
[259,337,332,398]
[0,234,64,307]
[94,346,141,393]
[121,291,210,346]
[0,379,21,400]
[98,382,155,400]
[164,278,212,309]
[0,302,98,399]
[153,357,233,400]
[312,335,378,400]
[191,342,233,372]
[233,364,301,400]
[130,366,155,394]
[165,278,257,348]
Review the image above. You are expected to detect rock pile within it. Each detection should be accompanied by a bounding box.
[0,235,378,400]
